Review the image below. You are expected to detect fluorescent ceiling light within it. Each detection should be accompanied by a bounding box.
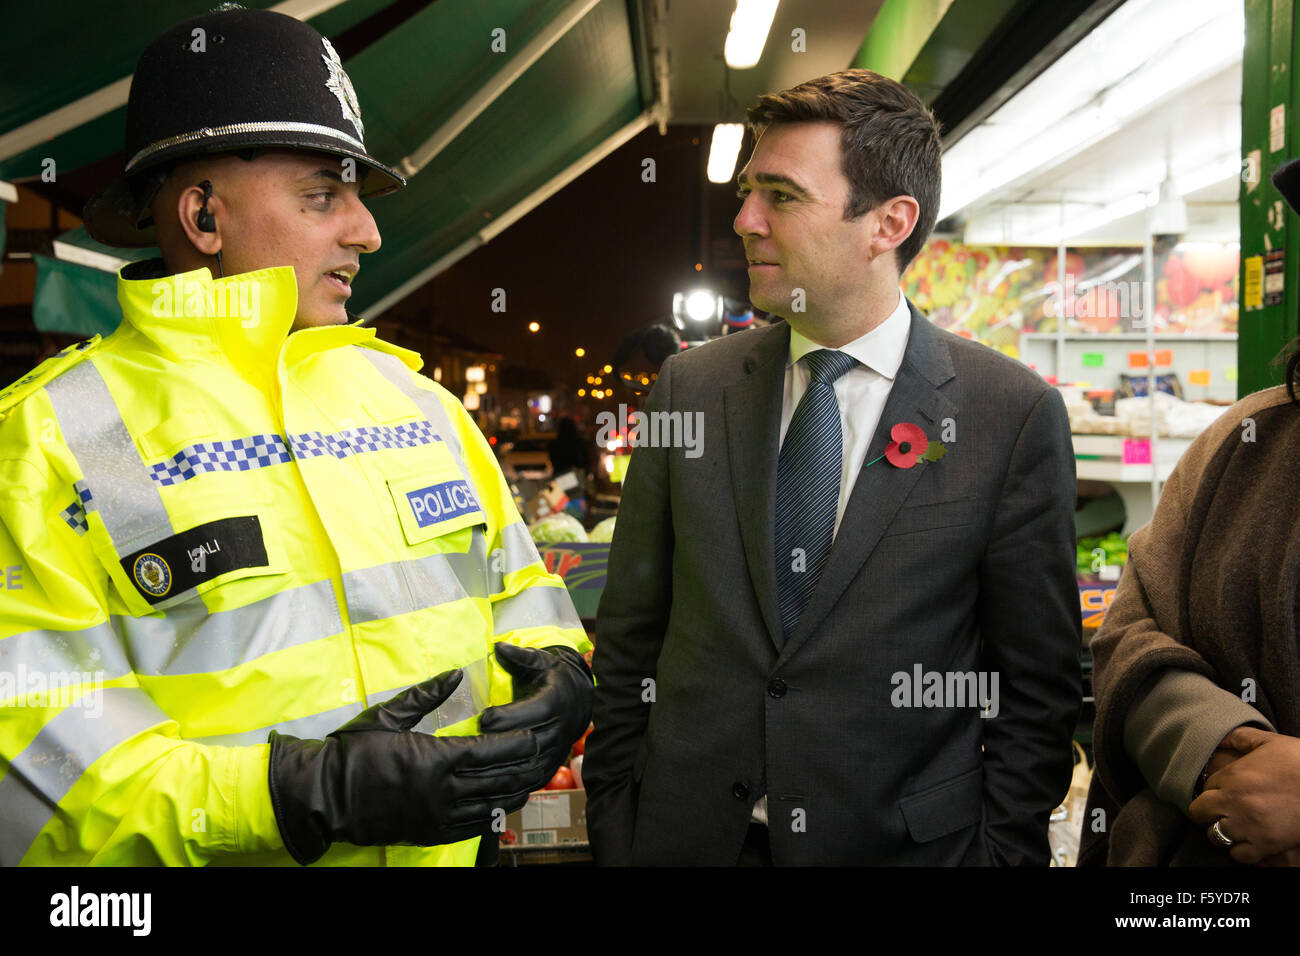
[707,123,745,184]
[724,0,779,69]
[938,0,1243,221]
[1176,154,1242,195]
[1021,154,1240,244]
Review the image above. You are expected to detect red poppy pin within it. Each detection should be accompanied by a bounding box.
[866,423,947,470]
[885,422,928,469]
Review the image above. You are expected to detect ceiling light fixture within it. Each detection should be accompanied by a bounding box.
[724,0,779,69]
[938,0,1243,222]
[707,123,745,184]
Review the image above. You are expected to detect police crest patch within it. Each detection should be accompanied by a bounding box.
[321,36,365,141]
[133,553,172,597]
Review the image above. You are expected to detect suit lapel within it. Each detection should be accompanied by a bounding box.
[725,323,790,651]
[778,303,958,662]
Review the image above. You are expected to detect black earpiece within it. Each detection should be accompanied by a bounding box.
[196,180,216,232]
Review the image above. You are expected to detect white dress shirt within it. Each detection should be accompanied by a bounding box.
[778,287,912,536]
[753,288,911,828]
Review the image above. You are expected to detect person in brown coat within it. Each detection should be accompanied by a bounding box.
[1080,365,1300,866]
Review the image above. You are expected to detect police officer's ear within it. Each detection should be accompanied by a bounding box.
[175,180,224,257]
[865,194,920,269]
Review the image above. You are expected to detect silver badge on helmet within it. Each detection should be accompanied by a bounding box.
[321,36,365,141]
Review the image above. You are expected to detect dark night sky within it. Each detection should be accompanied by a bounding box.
[380,123,757,396]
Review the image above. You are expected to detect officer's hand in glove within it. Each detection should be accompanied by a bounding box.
[268,668,551,865]
[479,642,594,779]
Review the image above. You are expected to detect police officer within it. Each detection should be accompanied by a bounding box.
[0,6,592,866]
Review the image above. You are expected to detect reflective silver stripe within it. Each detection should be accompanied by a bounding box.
[457,526,490,594]
[343,529,489,624]
[113,578,344,676]
[0,622,132,690]
[44,361,173,556]
[492,586,582,636]
[344,553,470,623]
[191,700,364,748]
[0,686,168,865]
[357,348,466,459]
[500,521,543,577]
[1,579,344,729]
[372,656,494,732]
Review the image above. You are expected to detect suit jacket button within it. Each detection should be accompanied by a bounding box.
[767,678,787,698]
[732,782,749,800]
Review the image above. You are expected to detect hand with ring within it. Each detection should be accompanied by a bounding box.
[1208,819,1234,847]
[1188,726,1300,865]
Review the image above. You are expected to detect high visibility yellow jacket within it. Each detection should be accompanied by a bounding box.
[0,262,589,866]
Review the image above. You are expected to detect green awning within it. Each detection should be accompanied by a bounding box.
[348,0,648,314]
[6,0,653,327]
[32,227,155,336]
[33,253,121,338]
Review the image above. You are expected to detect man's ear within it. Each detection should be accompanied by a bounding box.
[867,195,920,262]
[174,183,224,256]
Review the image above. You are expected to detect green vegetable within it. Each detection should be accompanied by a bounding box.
[587,516,617,543]
[1076,531,1129,572]
[529,512,589,544]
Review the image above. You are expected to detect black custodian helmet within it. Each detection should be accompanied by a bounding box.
[84,3,405,247]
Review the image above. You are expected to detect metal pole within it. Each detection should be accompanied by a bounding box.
[1057,202,1066,383]
[1144,205,1159,512]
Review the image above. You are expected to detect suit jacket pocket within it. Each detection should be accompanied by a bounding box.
[899,765,984,843]
[882,496,976,538]
[591,743,647,866]
[632,739,650,782]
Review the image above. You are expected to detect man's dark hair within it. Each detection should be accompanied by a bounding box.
[746,69,942,273]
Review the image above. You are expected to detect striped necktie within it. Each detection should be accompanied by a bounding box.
[774,348,857,641]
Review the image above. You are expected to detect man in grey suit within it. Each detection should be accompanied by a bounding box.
[584,70,1081,865]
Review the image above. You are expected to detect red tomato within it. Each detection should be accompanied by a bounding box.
[545,767,575,790]
[571,724,594,757]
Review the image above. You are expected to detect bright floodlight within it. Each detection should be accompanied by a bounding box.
[685,290,719,323]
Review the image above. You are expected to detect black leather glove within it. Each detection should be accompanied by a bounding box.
[268,668,551,865]
[479,642,594,780]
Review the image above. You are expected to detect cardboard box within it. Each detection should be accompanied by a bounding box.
[522,481,569,523]
[501,789,587,848]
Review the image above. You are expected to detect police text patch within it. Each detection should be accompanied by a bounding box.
[120,515,269,604]
[407,480,481,529]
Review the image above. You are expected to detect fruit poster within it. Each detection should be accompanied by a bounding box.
[903,239,1239,358]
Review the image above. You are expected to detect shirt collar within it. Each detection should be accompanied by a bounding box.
[787,287,910,380]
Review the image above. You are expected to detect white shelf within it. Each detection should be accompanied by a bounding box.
[1075,460,1176,483]
[1071,434,1192,460]
[1071,434,1195,533]
[1023,332,1237,340]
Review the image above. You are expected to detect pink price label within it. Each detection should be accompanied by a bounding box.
[1122,439,1152,464]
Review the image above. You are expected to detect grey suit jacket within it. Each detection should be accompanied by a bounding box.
[584,303,1082,865]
